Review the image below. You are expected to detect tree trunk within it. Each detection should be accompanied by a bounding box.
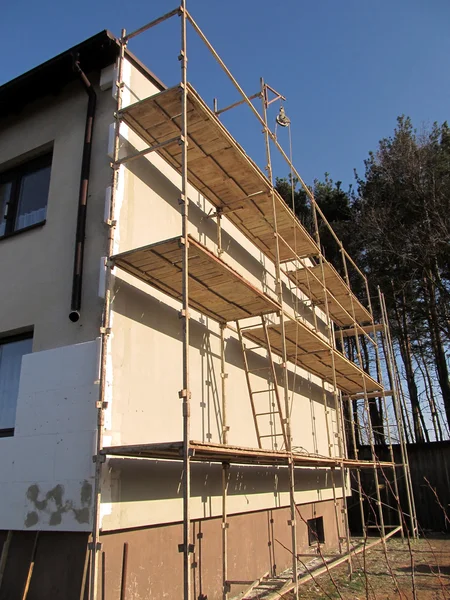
[380,332,413,444]
[416,341,443,441]
[392,289,426,443]
[424,273,450,432]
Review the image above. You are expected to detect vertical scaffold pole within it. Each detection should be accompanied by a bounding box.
[310,197,350,566]
[335,390,352,570]
[179,2,192,598]
[379,289,417,538]
[222,461,230,600]
[220,322,229,599]
[347,397,366,534]
[89,29,126,600]
[340,250,386,542]
[365,280,403,538]
[260,78,298,599]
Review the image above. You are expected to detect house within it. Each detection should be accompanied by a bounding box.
[0,14,413,600]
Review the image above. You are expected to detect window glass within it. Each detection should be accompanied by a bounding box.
[0,337,33,430]
[15,164,51,231]
[0,181,11,237]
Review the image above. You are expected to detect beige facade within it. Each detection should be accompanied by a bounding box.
[0,69,113,531]
[99,58,343,532]
[0,77,110,351]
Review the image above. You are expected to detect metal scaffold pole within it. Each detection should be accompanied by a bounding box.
[180,2,192,598]
[335,390,352,569]
[341,251,386,542]
[347,395,366,534]
[309,183,351,568]
[88,29,127,600]
[365,281,404,538]
[260,78,299,599]
[220,322,229,599]
[379,289,417,537]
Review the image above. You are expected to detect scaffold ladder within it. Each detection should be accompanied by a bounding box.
[236,317,288,450]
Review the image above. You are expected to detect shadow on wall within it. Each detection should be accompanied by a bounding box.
[105,459,343,505]
[112,276,335,444]
[126,150,325,329]
[122,133,329,330]
[199,329,223,444]
[123,146,271,290]
[225,335,331,409]
[112,276,222,352]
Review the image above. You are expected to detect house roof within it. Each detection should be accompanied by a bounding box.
[0,30,165,116]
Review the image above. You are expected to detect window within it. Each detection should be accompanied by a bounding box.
[0,153,52,238]
[0,334,33,435]
[307,516,325,545]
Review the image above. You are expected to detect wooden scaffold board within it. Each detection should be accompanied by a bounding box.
[111,235,280,323]
[102,440,395,469]
[119,83,319,262]
[286,261,373,326]
[243,317,382,395]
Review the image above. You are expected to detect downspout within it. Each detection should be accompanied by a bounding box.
[69,56,97,322]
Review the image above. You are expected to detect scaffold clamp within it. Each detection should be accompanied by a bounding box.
[178,543,195,554]
[88,541,103,551]
[92,454,106,464]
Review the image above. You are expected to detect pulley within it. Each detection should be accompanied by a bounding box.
[276,104,290,127]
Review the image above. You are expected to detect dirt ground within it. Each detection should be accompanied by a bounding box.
[290,535,450,600]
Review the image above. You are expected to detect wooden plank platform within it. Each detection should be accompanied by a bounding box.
[111,235,280,323]
[102,440,395,469]
[286,262,373,325]
[119,83,319,262]
[336,323,384,338]
[243,317,382,395]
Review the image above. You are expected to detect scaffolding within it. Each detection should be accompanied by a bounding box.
[91,4,417,599]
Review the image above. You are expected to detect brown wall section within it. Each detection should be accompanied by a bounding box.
[100,498,341,600]
[0,499,341,600]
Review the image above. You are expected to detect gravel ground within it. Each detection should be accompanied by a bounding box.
[291,535,450,600]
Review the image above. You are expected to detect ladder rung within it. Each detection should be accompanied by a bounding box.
[248,367,270,373]
[256,411,278,417]
[251,390,270,395]
[260,433,284,438]
[244,346,261,352]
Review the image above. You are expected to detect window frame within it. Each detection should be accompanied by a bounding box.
[0,331,33,437]
[0,152,52,239]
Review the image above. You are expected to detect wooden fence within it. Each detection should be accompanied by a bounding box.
[348,441,450,534]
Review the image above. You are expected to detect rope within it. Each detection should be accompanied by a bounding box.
[287,121,301,421]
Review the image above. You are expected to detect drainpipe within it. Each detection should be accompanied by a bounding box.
[69,56,97,322]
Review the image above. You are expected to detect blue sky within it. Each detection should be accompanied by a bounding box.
[2,0,450,189]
